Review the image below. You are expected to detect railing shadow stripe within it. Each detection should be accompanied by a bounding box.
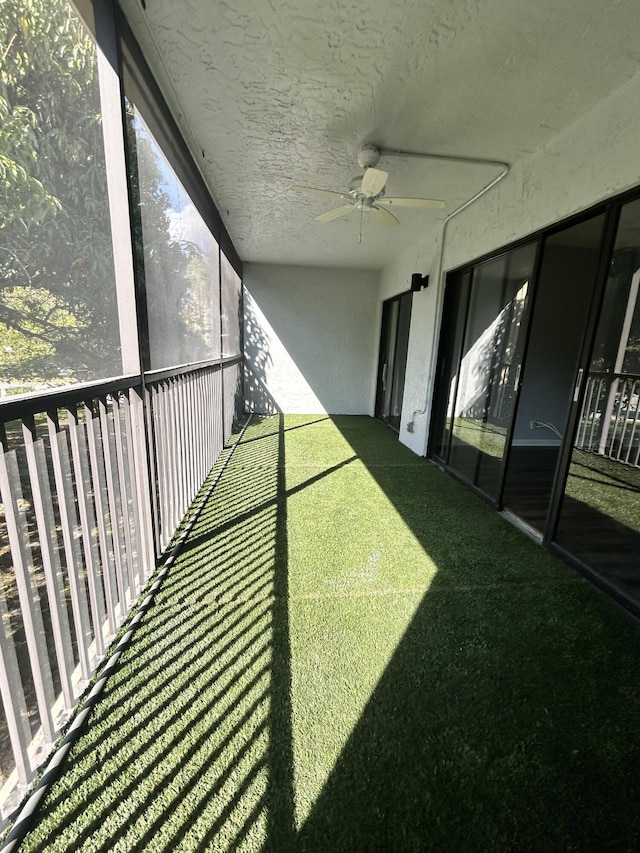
[0,416,252,853]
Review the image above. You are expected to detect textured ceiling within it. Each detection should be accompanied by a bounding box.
[118,0,640,271]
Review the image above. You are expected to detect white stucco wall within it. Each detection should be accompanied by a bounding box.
[377,236,441,454]
[243,263,379,414]
[384,67,640,456]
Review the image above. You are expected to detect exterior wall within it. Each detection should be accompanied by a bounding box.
[378,236,441,454]
[384,68,640,456]
[244,263,379,414]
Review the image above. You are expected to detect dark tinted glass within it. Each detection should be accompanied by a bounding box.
[555,200,640,595]
[448,243,536,500]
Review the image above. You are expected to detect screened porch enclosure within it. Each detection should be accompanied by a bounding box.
[2,0,640,844]
[0,0,243,819]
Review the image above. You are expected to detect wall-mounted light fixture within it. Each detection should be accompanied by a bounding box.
[411,273,429,292]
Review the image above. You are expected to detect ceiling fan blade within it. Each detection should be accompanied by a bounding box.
[293,185,347,200]
[361,167,388,197]
[379,196,446,209]
[372,205,400,226]
[315,204,355,222]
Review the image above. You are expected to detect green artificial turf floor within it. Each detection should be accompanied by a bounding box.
[15,415,640,852]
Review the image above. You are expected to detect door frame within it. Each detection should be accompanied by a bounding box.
[375,290,413,431]
[429,193,635,544]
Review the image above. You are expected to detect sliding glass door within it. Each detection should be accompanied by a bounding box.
[430,271,471,463]
[440,243,537,501]
[430,195,640,607]
[376,292,412,431]
[502,214,606,533]
[554,199,640,598]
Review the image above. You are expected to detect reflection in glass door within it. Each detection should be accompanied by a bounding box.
[502,214,606,534]
[555,199,640,598]
[447,244,537,501]
[376,292,412,431]
[429,271,472,464]
[430,195,640,609]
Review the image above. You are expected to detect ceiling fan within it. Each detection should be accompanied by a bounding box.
[293,145,446,228]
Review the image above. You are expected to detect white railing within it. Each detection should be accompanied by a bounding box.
[576,371,640,466]
[145,359,242,555]
[0,356,243,818]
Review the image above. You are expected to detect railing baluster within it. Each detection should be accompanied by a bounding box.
[183,376,191,510]
[609,381,625,459]
[624,378,640,466]
[191,373,199,488]
[202,372,209,472]
[0,571,32,787]
[148,385,163,556]
[22,417,75,713]
[144,384,161,560]
[47,410,92,684]
[159,381,172,553]
[187,373,197,499]
[99,398,127,618]
[587,378,603,450]
[159,381,172,547]
[617,378,631,462]
[217,365,224,451]
[130,387,155,578]
[0,426,33,787]
[224,363,231,440]
[192,373,200,490]
[176,377,187,519]
[112,396,136,605]
[68,406,105,661]
[85,401,117,640]
[162,380,173,551]
[197,371,206,480]
[171,380,182,525]
[182,376,191,513]
[120,393,141,593]
[170,379,182,531]
[577,376,592,448]
[0,447,56,746]
[205,370,213,469]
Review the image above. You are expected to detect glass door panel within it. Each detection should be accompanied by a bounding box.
[448,243,536,501]
[375,292,412,430]
[388,292,412,431]
[376,299,399,421]
[429,271,471,463]
[502,214,606,533]
[555,199,640,596]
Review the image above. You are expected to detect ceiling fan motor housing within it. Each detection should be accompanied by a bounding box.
[357,144,381,169]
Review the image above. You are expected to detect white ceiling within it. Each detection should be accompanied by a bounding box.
[118,0,640,272]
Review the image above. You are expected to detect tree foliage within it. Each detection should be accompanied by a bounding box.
[127,109,216,370]
[0,0,122,384]
[0,0,221,390]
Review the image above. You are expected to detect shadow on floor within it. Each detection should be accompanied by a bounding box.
[290,416,640,852]
[17,415,640,853]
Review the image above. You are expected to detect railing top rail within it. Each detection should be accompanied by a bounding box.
[0,375,143,425]
[0,355,244,424]
[143,354,242,384]
[586,370,640,381]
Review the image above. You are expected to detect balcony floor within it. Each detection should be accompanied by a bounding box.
[18,415,640,852]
